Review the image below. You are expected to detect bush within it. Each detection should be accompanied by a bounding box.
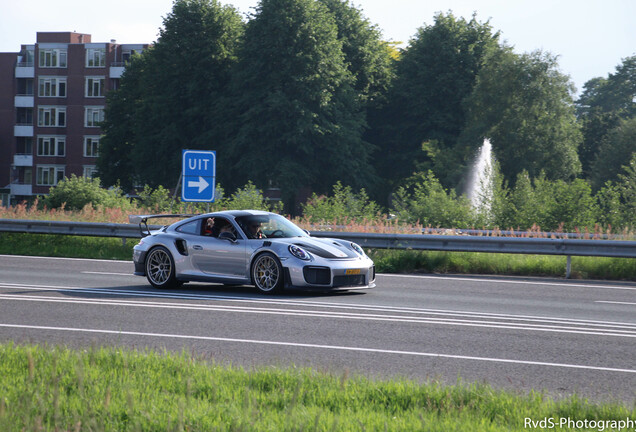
[492,172,608,232]
[218,181,283,213]
[301,182,382,224]
[392,171,476,228]
[137,185,173,212]
[41,175,133,211]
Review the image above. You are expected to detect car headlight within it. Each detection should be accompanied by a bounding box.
[350,242,365,256]
[289,245,311,260]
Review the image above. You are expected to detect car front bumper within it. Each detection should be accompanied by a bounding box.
[284,258,376,290]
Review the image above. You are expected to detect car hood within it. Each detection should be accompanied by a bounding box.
[273,236,358,259]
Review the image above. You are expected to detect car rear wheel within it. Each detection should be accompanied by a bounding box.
[145,246,181,289]
[252,252,283,294]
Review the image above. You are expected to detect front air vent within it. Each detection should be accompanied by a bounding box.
[303,266,331,285]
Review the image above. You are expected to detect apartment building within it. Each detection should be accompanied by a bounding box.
[0,32,148,206]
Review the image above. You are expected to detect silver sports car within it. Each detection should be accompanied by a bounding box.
[132,210,375,293]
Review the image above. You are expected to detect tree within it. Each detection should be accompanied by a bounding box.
[463,49,582,184]
[590,117,636,189]
[318,0,394,109]
[97,54,147,190]
[576,56,636,182]
[371,12,500,193]
[225,0,372,209]
[97,0,244,189]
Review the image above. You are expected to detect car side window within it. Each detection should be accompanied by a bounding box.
[176,220,200,235]
[202,217,238,239]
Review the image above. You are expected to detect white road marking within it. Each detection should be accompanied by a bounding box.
[0,323,634,374]
[3,254,635,291]
[0,254,131,264]
[380,274,636,291]
[596,301,636,306]
[81,271,133,276]
[1,281,635,329]
[1,286,635,338]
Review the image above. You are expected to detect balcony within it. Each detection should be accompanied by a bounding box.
[14,95,34,108]
[110,63,125,79]
[14,124,33,137]
[15,62,34,78]
[10,183,33,196]
[13,154,33,167]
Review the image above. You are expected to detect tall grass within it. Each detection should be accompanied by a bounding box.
[0,343,633,431]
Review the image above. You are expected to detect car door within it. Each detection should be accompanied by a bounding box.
[189,218,246,277]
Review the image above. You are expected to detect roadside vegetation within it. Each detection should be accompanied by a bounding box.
[0,177,634,280]
[1,343,633,431]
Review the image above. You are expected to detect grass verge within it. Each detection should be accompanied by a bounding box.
[1,233,634,280]
[0,343,633,432]
[368,249,636,280]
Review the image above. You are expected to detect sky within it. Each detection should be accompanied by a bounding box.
[2,0,635,95]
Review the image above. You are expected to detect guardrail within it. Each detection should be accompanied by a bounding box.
[1,219,635,278]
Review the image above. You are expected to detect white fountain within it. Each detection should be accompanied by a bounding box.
[465,138,494,212]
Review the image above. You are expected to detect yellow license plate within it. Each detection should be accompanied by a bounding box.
[345,269,361,275]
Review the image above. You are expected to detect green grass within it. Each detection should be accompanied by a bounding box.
[1,233,634,280]
[0,233,138,261]
[0,343,633,431]
[368,249,636,280]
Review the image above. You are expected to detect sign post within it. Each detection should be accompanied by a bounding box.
[181,150,216,203]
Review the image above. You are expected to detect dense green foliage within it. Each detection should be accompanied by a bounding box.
[224,0,375,207]
[463,49,582,183]
[94,0,635,223]
[2,344,633,431]
[98,0,244,190]
[576,55,636,185]
[370,13,500,192]
[301,182,381,223]
[42,175,133,211]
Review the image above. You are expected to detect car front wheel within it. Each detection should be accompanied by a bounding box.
[252,252,283,294]
[145,246,181,289]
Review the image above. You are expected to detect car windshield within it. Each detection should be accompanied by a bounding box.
[235,214,308,239]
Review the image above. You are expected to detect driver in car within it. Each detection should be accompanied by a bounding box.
[246,222,265,239]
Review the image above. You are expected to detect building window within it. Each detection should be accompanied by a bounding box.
[84,136,100,157]
[85,77,105,97]
[38,107,66,127]
[38,77,67,97]
[37,136,66,157]
[36,166,65,186]
[17,107,33,125]
[85,107,105,127]
[39,49,67,68]
[86,48,106,67]
[83,166,98,179]
[18,78,34,96]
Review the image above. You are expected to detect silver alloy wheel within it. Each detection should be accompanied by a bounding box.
[252,253,282,293]
[146,247,174,287]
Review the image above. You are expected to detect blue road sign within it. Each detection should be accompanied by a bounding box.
[182,150,216,202]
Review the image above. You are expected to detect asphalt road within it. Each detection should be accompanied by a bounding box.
[1,254,635,403]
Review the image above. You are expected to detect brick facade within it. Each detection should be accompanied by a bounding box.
[0,32,148,204]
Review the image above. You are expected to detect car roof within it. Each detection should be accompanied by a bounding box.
[200,210,272,218]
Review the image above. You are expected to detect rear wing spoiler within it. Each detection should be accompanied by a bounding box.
[128,214,196,237]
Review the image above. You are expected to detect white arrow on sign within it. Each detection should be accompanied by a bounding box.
[188,176,209,193]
